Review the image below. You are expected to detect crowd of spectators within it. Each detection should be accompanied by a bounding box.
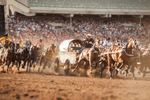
[5,15,150,47]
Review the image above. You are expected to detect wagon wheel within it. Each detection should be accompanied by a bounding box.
[54,57,59,73]
[64,59,71,76]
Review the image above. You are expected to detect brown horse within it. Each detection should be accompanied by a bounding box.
[98,49,108,77]
[139,46,150,77]
[1,41,15,73]
[39,44,56,72]
[26,45,39,71]
[0,40,10,63]
[107,38,140,79]
[72,38,100,74]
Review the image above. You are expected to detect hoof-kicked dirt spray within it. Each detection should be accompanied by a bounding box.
[1,65,150,100]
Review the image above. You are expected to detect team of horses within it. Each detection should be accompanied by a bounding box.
[0,38,150,79]
[73,38,149,79]
[0,40,56,73]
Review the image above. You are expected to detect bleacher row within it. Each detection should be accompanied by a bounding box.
[29,0,150,10]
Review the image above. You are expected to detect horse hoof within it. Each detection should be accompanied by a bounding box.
[117,69,121,72]
[110,77,113,79]
[1,68,4,72]
[90,71,92,74]
[78,73,81,77]
[72,70,75,72]
[133,77,136,80]
[137,71,141,75]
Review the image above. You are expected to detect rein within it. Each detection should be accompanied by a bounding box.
[122,47,135,57]
[91,44,100,55]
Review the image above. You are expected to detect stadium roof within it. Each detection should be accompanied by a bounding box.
[29,0,150,15]
[7,0,150,16]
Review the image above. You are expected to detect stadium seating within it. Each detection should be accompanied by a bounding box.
[29,0,150,10]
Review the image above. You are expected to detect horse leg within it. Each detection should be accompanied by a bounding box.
[72,59,82,72]
[33,59,36,71]
[89,52,93,74]
[31,60,35,71]
[142,64,147,78]
[2,60,7,71]
[108,59,113,79]
[10,59,15,72]
[116,58,125,74]
[27,61,31,71]
[28,60,32,71]
[11,59,15,68]
[22,60,25,68]
[42,61,47,72]
[39,56,43,66]
[134,62,141,75]
[6,61,11,73]
[99,60,107,77]
[115,63,122,75]
[17,60,21,71]
[131,63,135,79]
[98,61,103,77]
[124,63,130,78]
[22,60,27,70]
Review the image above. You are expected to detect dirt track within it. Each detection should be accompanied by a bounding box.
[0,70,150,100]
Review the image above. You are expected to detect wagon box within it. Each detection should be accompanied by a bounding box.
[59,51,76,64]
[54,39,83,76]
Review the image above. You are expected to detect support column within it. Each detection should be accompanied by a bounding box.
[4,0,9,18]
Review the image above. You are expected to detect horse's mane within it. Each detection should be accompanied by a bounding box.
[125,43,129,51]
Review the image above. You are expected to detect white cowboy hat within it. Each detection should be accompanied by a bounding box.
[86,34,92,37]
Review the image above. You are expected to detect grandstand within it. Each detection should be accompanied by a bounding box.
[1,0,150,45]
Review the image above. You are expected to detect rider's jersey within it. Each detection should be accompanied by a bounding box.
[0,37,12,45]
[35,42,44,47]
[84,38,95,48]
[103,40,113,48]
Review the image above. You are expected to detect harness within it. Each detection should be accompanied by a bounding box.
[100,43,140,58]
[91,45,100,55]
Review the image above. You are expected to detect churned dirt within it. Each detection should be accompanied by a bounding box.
[0,67,150,100]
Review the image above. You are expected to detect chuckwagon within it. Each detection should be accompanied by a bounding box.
[53,39,83,75]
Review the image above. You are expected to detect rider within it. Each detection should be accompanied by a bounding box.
[19,40,24,47]
[0,33,12,47]
[35,39,44,49]
[103,37,112,49]
[84,34,95,48]
[77,34,95,54]
[0,33,12,70]
[25,39,32,50]
[114,39,121,46]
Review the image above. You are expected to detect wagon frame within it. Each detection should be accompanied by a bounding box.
[53,39,83,75]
